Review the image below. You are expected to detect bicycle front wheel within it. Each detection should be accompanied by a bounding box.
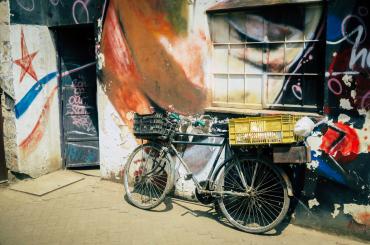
[123,143,173,209]
[216,157,290,234]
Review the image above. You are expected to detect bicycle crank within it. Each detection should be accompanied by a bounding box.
[195,181,215,205]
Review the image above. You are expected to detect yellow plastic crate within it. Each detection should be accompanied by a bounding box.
[229,115,302,145]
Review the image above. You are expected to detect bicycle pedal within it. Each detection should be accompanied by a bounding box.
[184,173,193,180]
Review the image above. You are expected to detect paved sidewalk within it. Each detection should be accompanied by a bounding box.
[0,171,366,245]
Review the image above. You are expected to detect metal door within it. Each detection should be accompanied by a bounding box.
[56,24,99,167]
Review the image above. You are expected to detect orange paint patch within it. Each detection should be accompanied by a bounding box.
[101,2,152,123]
[356,212,370,226]
[19,86,58,155]
[102,0,208,116]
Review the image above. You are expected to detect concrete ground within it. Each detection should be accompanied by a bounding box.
[0,171,366,245]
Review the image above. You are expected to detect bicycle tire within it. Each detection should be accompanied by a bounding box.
[216,156,290,234]
[123,143,174,209]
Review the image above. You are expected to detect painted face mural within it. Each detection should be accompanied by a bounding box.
[209,3,324,108]
[100,0,325,127]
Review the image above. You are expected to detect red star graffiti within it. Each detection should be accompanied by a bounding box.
[13,29,38,83]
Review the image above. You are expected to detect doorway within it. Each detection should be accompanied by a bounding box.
[53,24,99,168]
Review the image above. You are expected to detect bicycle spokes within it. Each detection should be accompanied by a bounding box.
[217,158,289,233]
[124,144,172,209]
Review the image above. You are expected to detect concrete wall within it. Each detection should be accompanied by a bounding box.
[0,0,19,173]
[96,82,137,181]
[9,24,62,177]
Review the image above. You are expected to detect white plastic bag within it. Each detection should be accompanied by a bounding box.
[294,116,315,137]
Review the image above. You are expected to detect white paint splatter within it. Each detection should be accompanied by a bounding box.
[306,132,323,151]
[331,204,341,218]
[339,98,353,110]
[351,90,356,99]
[97,53,105,70]
[97,18,103,42]
[338,114,351,123]
[308,198,320,209]
[358,108,367,116]
[342,74,353,87]
[306,160,319,170]
[97,18,102,28]
[97,87,137,180]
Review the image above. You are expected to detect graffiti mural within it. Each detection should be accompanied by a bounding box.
[10,25,99,176]
[100,0,209,121]
[99,0,326,124]
[4,0,369,239]
[293,0,370,239]
[98,0,324,178]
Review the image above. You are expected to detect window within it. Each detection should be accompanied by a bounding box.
[209,3,324,112]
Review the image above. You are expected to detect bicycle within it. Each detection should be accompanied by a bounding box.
[123,112,291,234]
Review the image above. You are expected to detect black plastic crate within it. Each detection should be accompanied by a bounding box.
[133,113,177,139]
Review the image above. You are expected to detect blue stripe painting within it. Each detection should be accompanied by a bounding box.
[15,71,58,119]
[311,151,347,186]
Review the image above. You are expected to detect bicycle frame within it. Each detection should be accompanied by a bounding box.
[167,132,235,193]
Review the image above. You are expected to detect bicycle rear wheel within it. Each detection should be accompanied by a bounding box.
[216,156,290,233]
[123,143,173,209]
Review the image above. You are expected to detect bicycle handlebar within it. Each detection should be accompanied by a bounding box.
[169,112,206,127]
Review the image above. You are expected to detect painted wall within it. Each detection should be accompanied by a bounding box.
[97,0,218,191]
[97,0,326,190]
[293,0,370,239]
[5,0,105,177]
[97,0,370,239]
[10,25,62,177]
[3,0,369,239]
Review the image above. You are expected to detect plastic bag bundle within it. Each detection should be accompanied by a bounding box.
[294,116,315,137]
